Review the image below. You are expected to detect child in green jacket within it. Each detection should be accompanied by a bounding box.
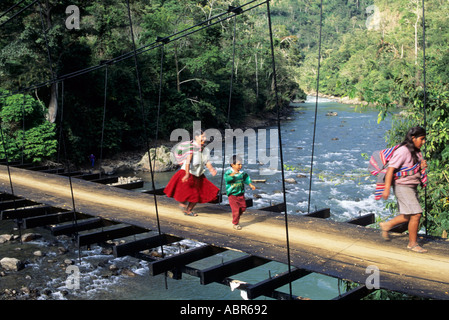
[224,155,256,230]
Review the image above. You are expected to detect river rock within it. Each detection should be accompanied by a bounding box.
[57,247,68,255]
[33,250,43,257]
[21,233,42,242]
[285,178,297,184]
[136,145,177,172]
[0,257,24,271]
[0,234,12,243]
[64,259,74,265]
[120,268,136,277]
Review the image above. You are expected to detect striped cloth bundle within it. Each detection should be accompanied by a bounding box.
[171,140,194,165]
[170,140,205,165]
[368,145,427,200]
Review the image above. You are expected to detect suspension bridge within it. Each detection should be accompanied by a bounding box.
[1,163,449,300]
[0,0,443,301]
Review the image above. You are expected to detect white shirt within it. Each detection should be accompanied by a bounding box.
[181,146,210,177]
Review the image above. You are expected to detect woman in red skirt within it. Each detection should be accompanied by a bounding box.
[164,130,219,216]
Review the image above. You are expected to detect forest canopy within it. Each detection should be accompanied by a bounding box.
[0,0,305,162]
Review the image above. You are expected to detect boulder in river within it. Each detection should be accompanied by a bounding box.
[0,257,24,271]
[21,233,42,243]
[135,146,177,172]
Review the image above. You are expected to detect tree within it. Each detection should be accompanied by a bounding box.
[0,90,57,162]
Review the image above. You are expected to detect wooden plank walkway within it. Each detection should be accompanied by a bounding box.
[1,164,449,299]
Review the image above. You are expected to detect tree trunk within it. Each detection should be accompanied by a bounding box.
[47,83,58,123]
[41,0,58,122]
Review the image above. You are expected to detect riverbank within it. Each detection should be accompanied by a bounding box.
[80,101,302,175]
[305,91,368,106]
[0,219,142,300]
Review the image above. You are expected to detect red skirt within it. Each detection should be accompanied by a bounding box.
[164,170,219,204]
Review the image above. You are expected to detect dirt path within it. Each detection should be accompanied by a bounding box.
[1,165,449,299]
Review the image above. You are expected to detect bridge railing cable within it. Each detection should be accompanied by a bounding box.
[266,0,292,299]
[307,0,324,215]
[421,0,428,235]
[0,0,268,100]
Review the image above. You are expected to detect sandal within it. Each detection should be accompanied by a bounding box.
[379,222,390,241]
[233,224,242,230]
[184,211,198,217]
[407,244,427,253]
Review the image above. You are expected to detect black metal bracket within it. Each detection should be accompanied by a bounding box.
[228,6,243,15]
[156,36,170,44]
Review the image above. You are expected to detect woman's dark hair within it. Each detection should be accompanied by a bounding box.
[229,155,243,166]
[193,129,204,139]
[400,126,426,163]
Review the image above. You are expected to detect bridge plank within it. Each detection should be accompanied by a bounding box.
[22,211,82,229]
[199,255,270,285]
[0,198,37,211]
[2,164,449,300]
[51,217,105,236]
[1,205,61,220]
[76,224,148,247]
[245,268,311,299]
[113,233,181,257]
[345,213,375,226]
[149,245,226,276]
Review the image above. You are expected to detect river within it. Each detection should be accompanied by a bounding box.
[0,96,392,300]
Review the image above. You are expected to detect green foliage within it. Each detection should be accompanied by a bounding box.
[20,122,58,162]
[1,93,44,126]
[268,0,448,238]
[1,0,303,163]
[0,92,57,163]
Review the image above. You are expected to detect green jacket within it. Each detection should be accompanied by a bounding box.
[224,168,252,196]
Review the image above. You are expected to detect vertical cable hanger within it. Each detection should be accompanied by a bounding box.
[21,92,25,165]
[37,0,80,259]
[99,62,110,179]
[59,81,81,262]
[219,6,241,203]
[0,125,18,239]
[266,0,292,299]
[307,0,324,214]
[421,0,428,235]
[151,38,168,182]
[125,1,167,287]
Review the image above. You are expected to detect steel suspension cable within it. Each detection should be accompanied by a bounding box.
[421,0,428,235]
[125,0,163,241]
[58,81,80,261]
[266,0,292,299]
[38,0,80,258]
[99,64,109,179]
[219,9,239,203]
[151,42,165,175]
[0,0,37,28]
[0,0,28,20]
[0,126,15,204]
[0,125,20,242]
[0,0,268,101]
[307,0,324,214]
